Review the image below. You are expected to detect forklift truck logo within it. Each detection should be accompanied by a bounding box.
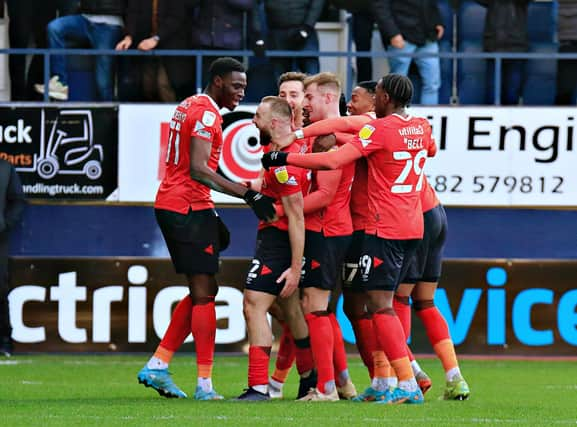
[28,109,103,180]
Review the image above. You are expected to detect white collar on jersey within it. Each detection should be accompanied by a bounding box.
[197,93,220,111]
[392,113,413,121]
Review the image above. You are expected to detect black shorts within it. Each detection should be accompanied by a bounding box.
[302,231,352,291]
[360,234,420,292]
[155,208,225,275]
[245,227,292,296]
[342,230,365,292]
[402,205,447,283]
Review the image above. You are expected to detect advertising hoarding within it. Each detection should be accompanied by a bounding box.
[0,106,118,200]
[9,258,577,355]
[118,105,577,207]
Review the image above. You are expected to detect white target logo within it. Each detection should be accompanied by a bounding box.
[219,116,263,182]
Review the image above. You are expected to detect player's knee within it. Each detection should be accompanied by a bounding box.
[342,301,364,320]
[413,299,435,311]
[393,295,411,306]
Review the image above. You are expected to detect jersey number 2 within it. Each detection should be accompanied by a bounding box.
[392,149,427,194]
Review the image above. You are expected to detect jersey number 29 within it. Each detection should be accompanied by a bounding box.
[392,149,427,194]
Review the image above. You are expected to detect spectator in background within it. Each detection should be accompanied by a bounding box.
[116,0,195,102]
[192,0,252,85]
[34,0,126,101]
[373,0,444,105]
[252,0,324,80]
[555,0,577,105]
[475,0,531,105]
[330,0,381,83]
[0,160,26,357]
[3,0,78,101]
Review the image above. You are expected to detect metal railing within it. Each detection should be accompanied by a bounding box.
[0,47,576,105]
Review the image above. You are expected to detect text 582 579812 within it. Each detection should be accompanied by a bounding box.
[426,175,564,195]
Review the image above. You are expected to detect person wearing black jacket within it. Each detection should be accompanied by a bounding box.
[34,0,126,101]
[330,0,380,83]
[0,160,26,357]
[555,0,577,105]
[252,0,325,79]
[373,0,444,105]
[476,0,531,105]
[116,0,195,101]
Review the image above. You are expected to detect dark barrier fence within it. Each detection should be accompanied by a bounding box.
[1,48,577,104]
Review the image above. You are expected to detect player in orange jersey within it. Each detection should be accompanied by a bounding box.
[236,96,307,401]
[263,74,436,404]
[137,57,276,400]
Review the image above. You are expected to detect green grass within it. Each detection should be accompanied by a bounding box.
[1,355,576,426]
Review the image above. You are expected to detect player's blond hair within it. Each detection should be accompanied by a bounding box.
[304,72,341,96]
[260,96,292,120]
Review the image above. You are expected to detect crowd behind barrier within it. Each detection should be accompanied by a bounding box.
[0,0,575,105]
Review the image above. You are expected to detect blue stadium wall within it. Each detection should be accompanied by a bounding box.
[11,204,577,259]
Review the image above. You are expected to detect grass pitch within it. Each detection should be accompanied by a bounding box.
[1,354,576,426]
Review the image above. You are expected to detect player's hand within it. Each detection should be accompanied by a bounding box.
[261,151,288,170]
[277,267,300,298]
[243,189,277,221]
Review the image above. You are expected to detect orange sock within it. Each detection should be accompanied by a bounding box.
[305,312,334,393]
[372,350,393,378]
[191,298,216,379]
[158,295,193,356]
[416,305,458,372]
[153,345,174,364]
[372,310,412,382]
[389,356,413,382]
[248,346,271,387]
[272,323,295,383]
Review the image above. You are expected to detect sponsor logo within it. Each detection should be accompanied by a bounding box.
[358,125,375,141]
[202,111,217,127]
[274,167,289,184]
[0,119,32,143]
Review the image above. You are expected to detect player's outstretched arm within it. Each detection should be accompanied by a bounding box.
[277,192,305,298]
[298,115,372,139]
[189,136,276,221]
[262,143,362,171]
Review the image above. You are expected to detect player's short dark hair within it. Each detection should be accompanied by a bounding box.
[379,74,413,107]
[357,80,377,94]
[208,57,245,83]
[278,71,307,88]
